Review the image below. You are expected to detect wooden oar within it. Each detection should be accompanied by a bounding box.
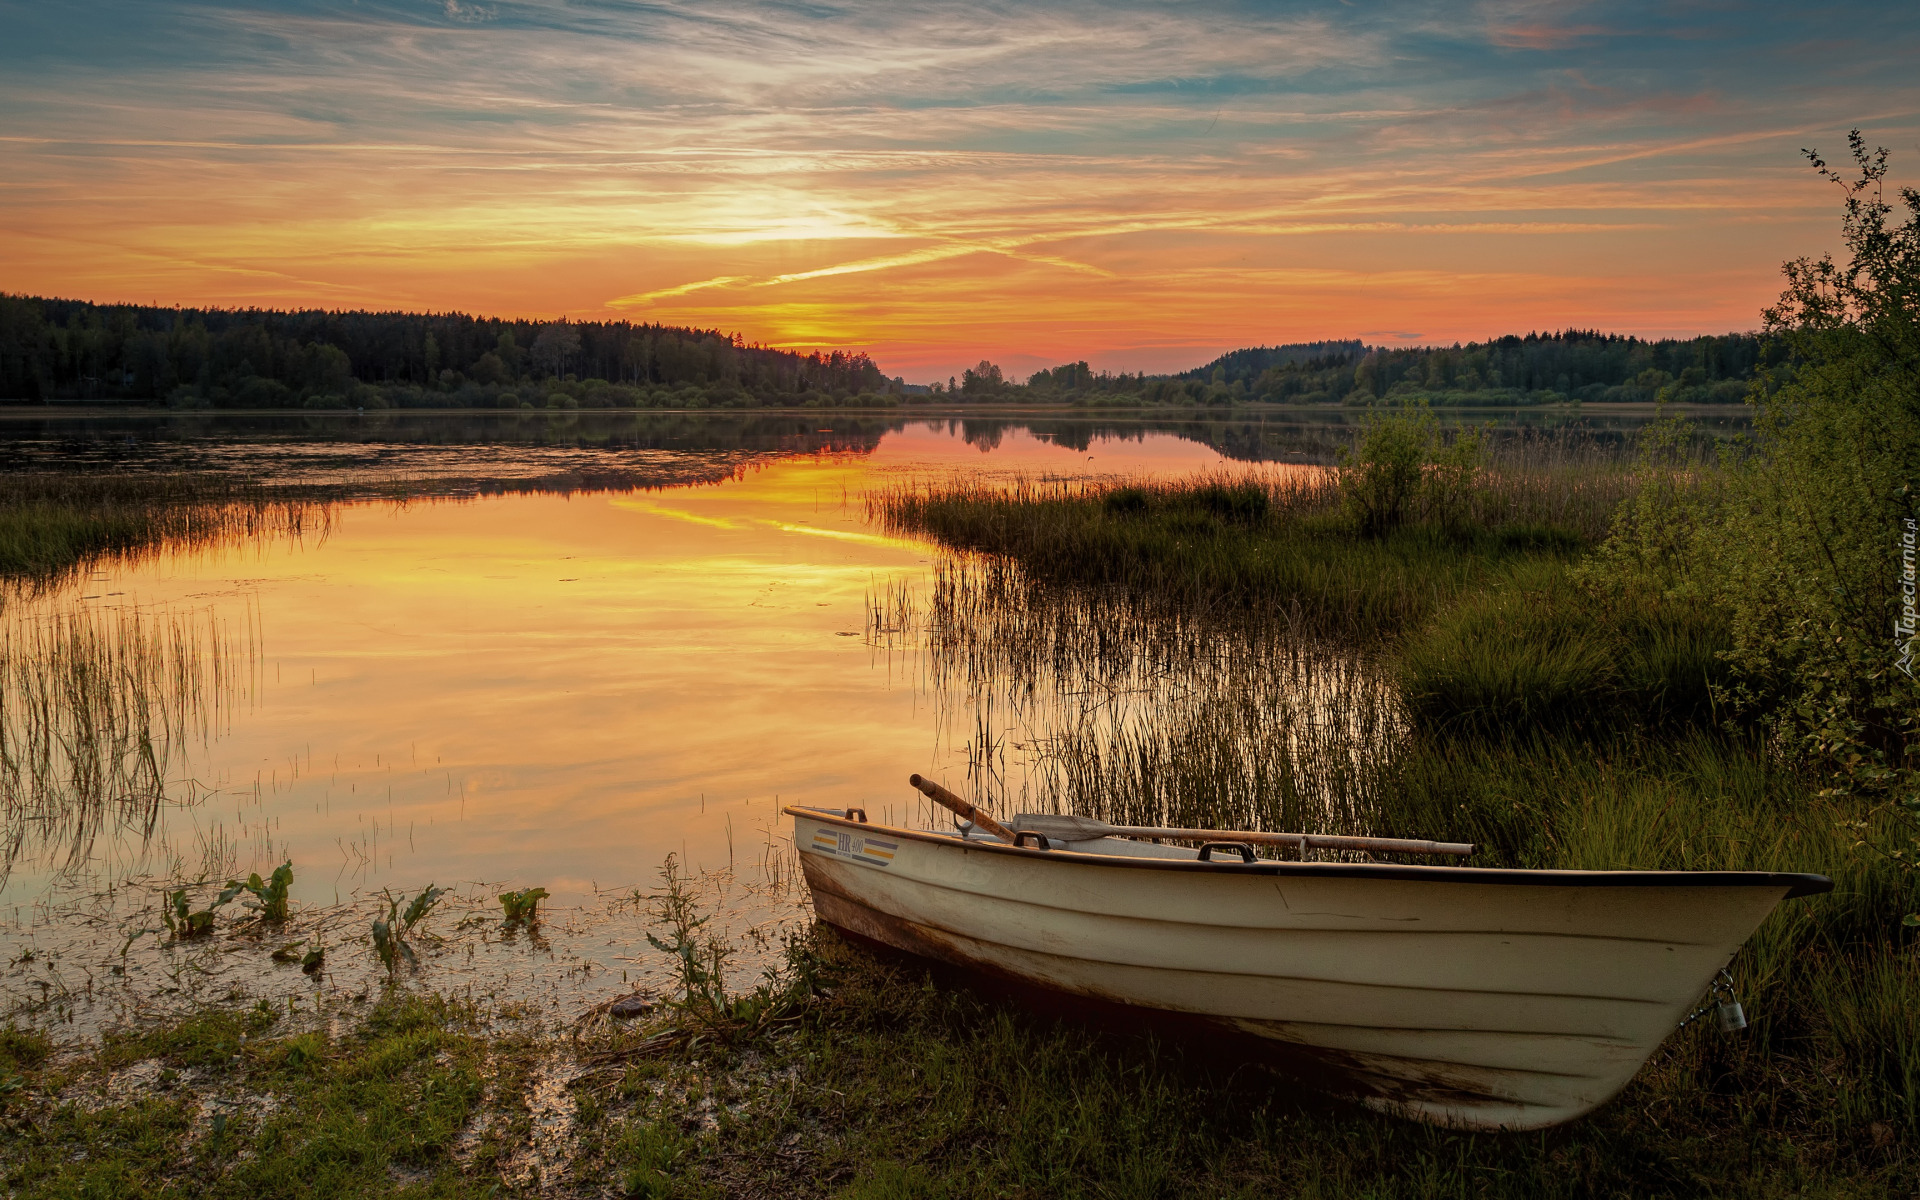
[909,774,1018,844]
[1011,812,1475,858]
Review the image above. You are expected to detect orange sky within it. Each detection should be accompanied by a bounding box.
[3,1,1917,380]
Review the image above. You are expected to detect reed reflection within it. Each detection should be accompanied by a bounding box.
[0,599,258,886]
[871,554,1405,840]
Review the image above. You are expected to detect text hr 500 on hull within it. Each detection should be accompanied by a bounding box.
[785,799,1830,1131]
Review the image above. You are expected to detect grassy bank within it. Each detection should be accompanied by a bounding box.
[870,455,1919,1192]
[4,914,1911,1199]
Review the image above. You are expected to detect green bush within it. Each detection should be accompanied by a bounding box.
[1587,133,1920,804]
[1338,405,1432,534]
[1335,403,1484,535]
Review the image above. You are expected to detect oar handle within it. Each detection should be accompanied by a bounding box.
[910,774,1018,844]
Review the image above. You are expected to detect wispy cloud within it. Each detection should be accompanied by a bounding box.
[1,0,1916,377]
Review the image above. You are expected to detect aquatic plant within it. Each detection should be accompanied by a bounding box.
[161,884,236,939]
[0,472,334,582]
[645,855,730,1014]
[371,883,446,975]
[497,886,550,925]
[270,940,326,973]
[226,860,293,922]
[869,443,1632,640]
[0,600,256,888]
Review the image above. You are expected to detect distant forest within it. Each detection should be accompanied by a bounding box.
[0,295,891,410]
[1013,331,1765,406]
[1,294,1765,410]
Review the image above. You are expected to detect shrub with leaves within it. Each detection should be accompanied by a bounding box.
[1338,405,1433,535]
[1584,133,1920,924]
[1336,403,1485,535]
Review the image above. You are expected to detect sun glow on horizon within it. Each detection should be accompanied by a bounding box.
[2,1,1916,381]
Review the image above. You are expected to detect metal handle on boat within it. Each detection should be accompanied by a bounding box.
[844,808,868,823]
[909,774,1018,844]
[1014,831,1052,851]
[1198,842,1257,863]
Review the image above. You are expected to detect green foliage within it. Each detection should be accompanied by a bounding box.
[581,904,1916,1198]
[879,463,1605,640]
[497,886,549,925]
[160,884,238,939]
[0,293,891,404]
[0,1025,51,1112]
[270,940,326,973]
[2,994,490,1198]
[1335,403,1485,535]
[1182,332,1762,405]
[0,1026,51,1075]
[1401,558,1728,735]
[1717,137,1920,794]
[639,857,812,1048]
[1585,134,1920,923]
[1337,404,1433,534]
[645,855,730,1016]
[371,883,446,975]
[617,1121,699,1199]
[226,860,292,922]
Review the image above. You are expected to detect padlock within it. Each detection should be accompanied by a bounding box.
[1717,999,1747,1032]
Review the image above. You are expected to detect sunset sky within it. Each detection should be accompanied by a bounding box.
[4,1,1917,381]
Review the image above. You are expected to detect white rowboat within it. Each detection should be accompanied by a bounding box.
[786,801,1830,1130]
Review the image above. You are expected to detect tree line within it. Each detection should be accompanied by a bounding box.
[1004,331,1766,407]
[1,293,1774,411]
[0,296,892,408]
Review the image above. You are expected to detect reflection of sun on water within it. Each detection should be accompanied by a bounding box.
[1,420,1260,1031]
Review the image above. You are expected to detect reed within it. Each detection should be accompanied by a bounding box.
[0,472,336,584]
[0,601,255,886]
[870,463,1618,641]
[885,558,1402,839]
[864,448,1918,1174]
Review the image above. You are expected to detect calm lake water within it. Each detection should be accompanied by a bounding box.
[0,407,1738,1036]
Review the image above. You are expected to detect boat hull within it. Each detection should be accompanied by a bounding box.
[788,808,1828,1130]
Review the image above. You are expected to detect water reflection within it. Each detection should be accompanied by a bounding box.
[873,557,1403,839]
[1,601,258,886]
[0,420,1266,1033]
[0,410,1706,1032]
[0,404,1750,480]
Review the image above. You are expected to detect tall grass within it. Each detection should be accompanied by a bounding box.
[0,602,255,885]
[871,452,1625,640]
[0,473,335,584]
[868,426,1919,1152]
[1395,557,1731,735]
[886,557,1401,837]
